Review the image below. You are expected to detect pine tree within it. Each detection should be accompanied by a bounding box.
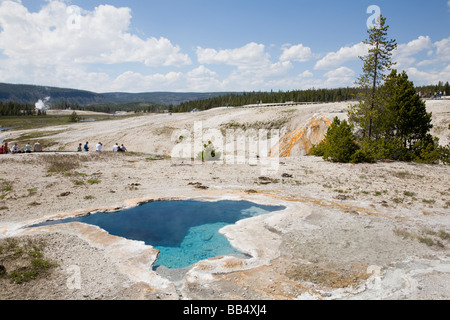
[309,117,358,163]
[381,70,433,149]
[351,15,397,139]
[68,111,80,123]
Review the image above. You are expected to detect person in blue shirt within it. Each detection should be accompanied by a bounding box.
[84,142,89,152]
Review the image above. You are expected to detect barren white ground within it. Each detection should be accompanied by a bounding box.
[0,99,449,300]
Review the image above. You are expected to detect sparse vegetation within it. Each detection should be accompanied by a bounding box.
[0,238,58,284]
[0,179,13,200]
[27,188,38,196]
[68,111,80,123]
[1,180,12,193]
[418,236,434,246]
[394,228,449,248]
[44,155,81,173]
[403,191,416,197]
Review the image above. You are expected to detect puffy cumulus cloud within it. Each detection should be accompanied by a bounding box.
[196,42,269,67]
[280,44,314,62]
[197,42,295,91]
[393,36,433,69]
[299,70,314,79]
[0,0,191,89]
[323,67,356,88]
[394,36,450,85]
[434,36,450,60]
[314,42,368,70]
[185,66,222,92]
[109,66,223,93]
[406,65,450,87]
[110,71,184,92]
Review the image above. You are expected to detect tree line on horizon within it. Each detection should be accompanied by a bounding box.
[0,80,448,117]
[170,87,366,112]
[0,101,46,116]
[169,83,449,113]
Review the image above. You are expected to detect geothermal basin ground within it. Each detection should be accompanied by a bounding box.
[0,100,449,300]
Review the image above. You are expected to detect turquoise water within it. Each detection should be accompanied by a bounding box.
[31,200,285,269]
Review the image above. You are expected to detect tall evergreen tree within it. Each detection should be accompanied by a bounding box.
[381,70,433,149]
[350,15,397,139]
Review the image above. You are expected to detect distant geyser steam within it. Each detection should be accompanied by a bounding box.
[35,96,51,111]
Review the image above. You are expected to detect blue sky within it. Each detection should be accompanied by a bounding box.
[0,0,449,92]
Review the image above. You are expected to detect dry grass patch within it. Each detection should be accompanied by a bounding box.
[42,154,81,173]
[0,237,58,284]
[285,262,371,290]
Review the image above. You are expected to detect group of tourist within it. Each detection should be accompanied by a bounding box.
[0,141,43,154]
[1,140,128,154]
[77,141,127,153]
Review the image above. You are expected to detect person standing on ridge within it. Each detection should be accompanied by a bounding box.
[33,141,43,153]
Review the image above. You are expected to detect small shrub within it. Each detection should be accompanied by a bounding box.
[68,111,80,123]
[439,230,450,240]
[413,135,441,164]
[351,149,375,164]
[418,236,434,246]
[1,180,12,193]
[393,228,414,239]
[196,141,222,162]
[27,188,38,196]
[309,117,359,163]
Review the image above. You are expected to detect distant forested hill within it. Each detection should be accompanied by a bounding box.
[0,83,107,106]
[100,92,233,106]
[0,83,232,106]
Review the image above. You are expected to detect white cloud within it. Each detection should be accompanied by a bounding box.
[299,70,314,78]
[197,42,269,66]
[406,65,450,86]
[196,42,295,91]
[314,42,368,70]
[323,67,356,87]
[393,36,433,69]
[418,37,450,67]
[434,36,450,60]
[280,44,314,62]
[111,71,183,92]
[0,0,191,90]
[185,66,221,92]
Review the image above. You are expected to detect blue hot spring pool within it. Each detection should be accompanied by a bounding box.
[31,200,286,269]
